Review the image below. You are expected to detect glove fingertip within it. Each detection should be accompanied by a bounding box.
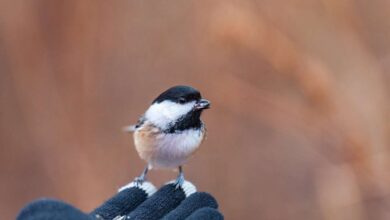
[161,192,219,220]
[185,207,224,220]
[165,180,197,197]
[17,198,91,220]
[118,181,157,197]
[125,183,187,219]
[189,192,219,209]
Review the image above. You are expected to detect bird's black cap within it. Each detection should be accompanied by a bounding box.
[152,85,202,104]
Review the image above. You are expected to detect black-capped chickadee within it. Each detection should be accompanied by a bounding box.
[124,85,210,187]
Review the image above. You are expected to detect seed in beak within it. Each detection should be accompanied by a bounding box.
[195,99,210,110]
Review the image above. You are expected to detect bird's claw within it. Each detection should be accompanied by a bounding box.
[133,176,145,187]
[174,174,185,189]
[133,167,148,187]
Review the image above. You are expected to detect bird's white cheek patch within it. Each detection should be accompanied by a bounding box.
[145,101,195,129]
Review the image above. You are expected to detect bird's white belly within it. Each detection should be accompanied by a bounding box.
[149,129,204,169]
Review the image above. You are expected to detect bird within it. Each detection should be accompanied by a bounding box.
[124,85,210,188]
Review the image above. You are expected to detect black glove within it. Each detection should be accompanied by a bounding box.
[17,180,223,220]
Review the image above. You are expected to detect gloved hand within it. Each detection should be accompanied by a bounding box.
[17,180,223,220]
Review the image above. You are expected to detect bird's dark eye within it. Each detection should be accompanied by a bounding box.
[178,97,186,104]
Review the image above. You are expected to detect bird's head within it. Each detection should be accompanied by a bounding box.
[144,85,210,131]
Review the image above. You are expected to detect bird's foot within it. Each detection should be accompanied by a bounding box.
[133,167,149,187]
[133,176,146,187]
[174,173,185,189]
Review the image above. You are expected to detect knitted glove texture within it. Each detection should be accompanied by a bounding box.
[17,181,223,220]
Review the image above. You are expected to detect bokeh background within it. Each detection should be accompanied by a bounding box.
[1,1,390,219]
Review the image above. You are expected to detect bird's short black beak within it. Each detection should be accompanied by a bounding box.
[195,99,210,110]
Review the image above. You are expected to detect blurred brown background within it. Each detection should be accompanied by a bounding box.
[1,0,390,219]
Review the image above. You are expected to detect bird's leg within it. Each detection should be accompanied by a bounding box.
[174,166,185,189]
[134,166,148,186]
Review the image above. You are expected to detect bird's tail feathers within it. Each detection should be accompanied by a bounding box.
[122,125,136,133]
